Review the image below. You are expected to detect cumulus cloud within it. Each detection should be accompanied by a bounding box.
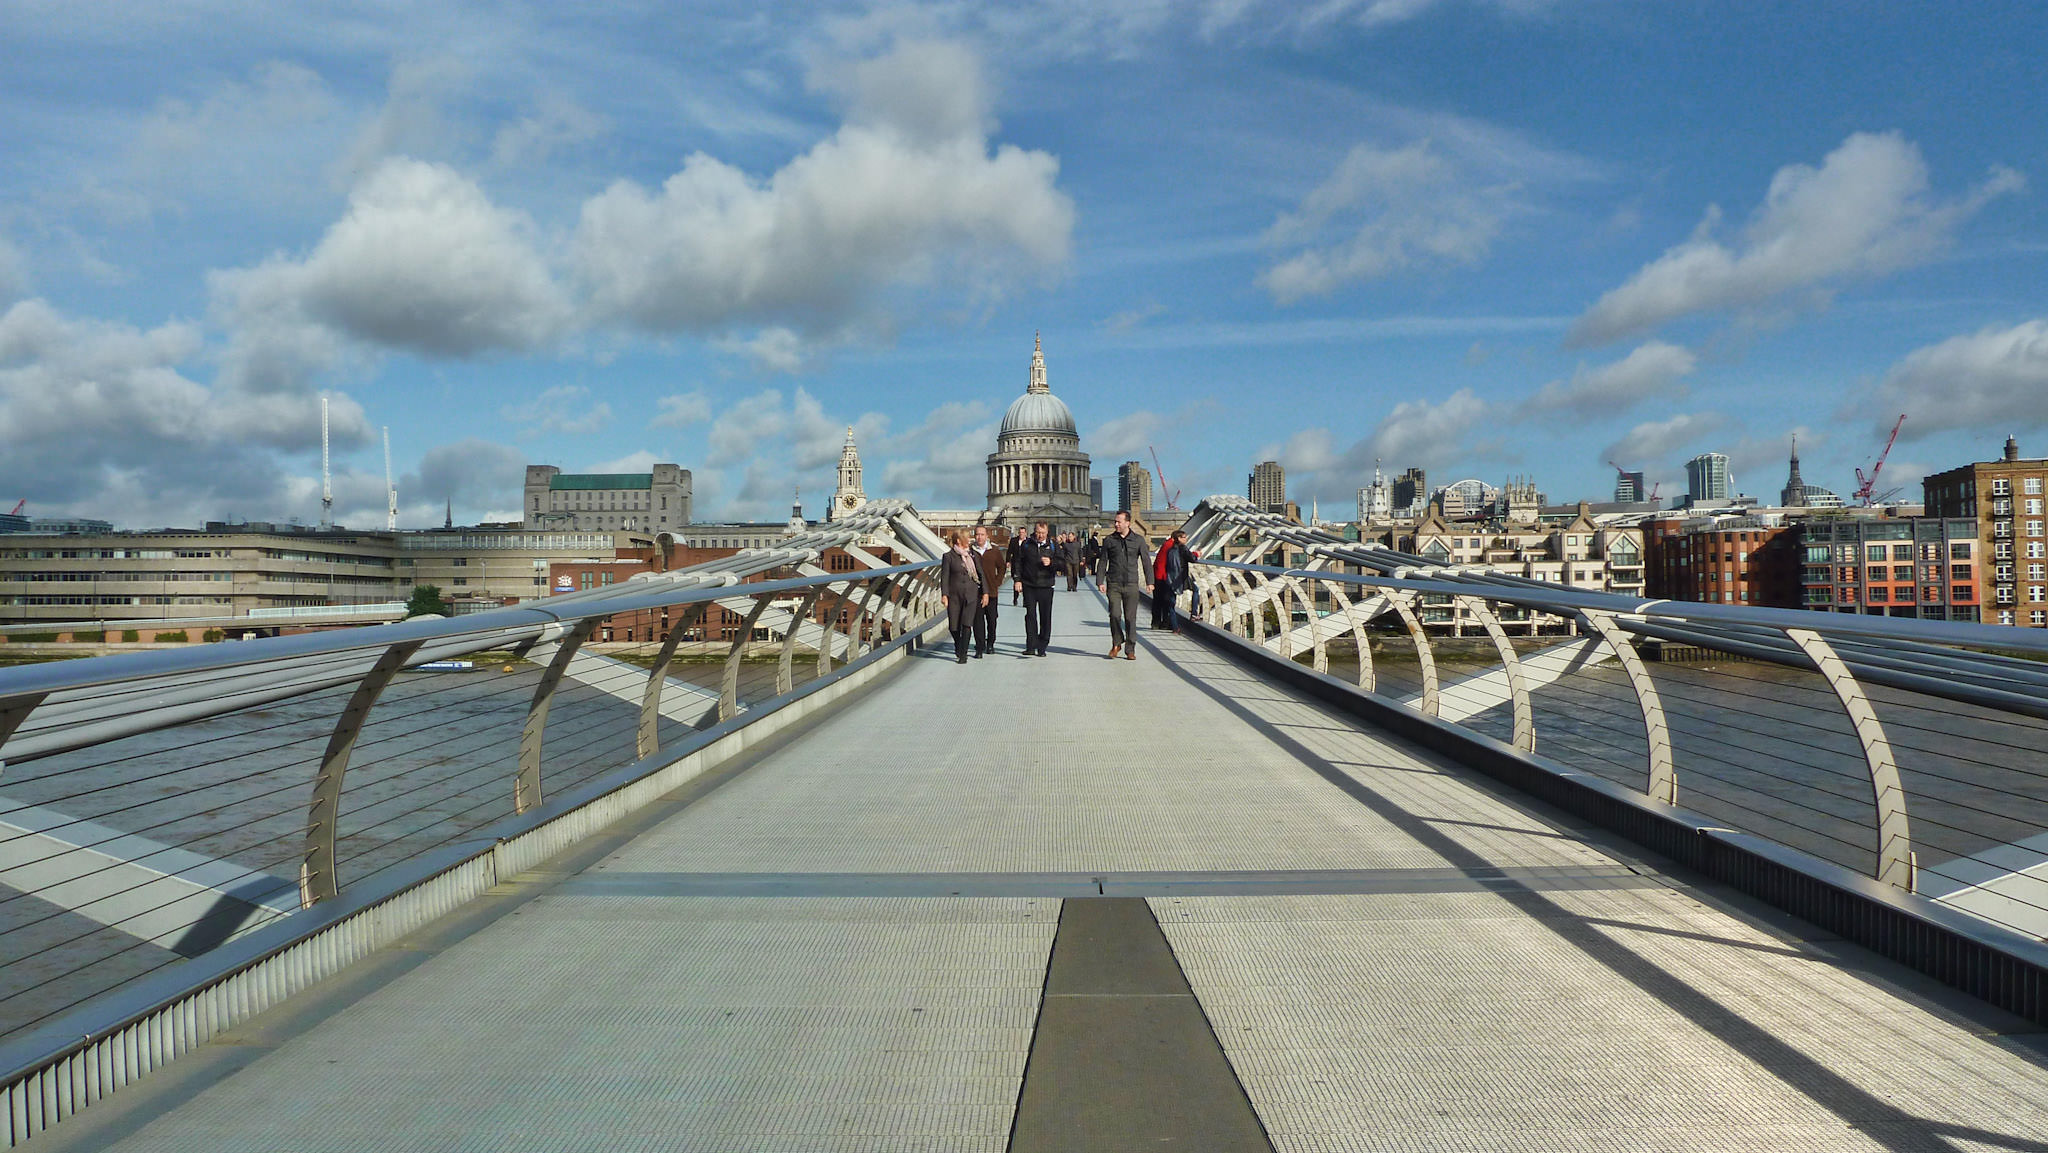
[411,438,529,518]
[1872,319,2048,441]
[501,384,611,437]
[0,298,308,526]
[1600,412,1728,472]
[1092,411,1165,458]
[216,158,569,360]
[1260,140,1518,303]
[706,387,884,474]
[1242,389,1498,510]
[1571,132,2023,346]
[877,401,997,506]
[1518,340,1696,419]
[571,37,1074,338]
[652,391,712,428]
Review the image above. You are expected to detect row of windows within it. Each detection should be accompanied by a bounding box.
[2,594,235,606]
[1993,521,2046,537]
[1994,610,2048,626]
[1989,478,2046,496]
[1993,587,2048,604]
[1995,542,2048,560]
[1,571,235,583]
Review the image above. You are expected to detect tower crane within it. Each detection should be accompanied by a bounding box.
[1149,446,1183,510]
[6,499,22,517]
[1855,414,1906,506]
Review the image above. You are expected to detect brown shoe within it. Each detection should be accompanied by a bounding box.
[1106,643,1120,660]
[1125,648,1137,660]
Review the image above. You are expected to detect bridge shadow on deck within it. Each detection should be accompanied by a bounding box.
[1139,622,2048,1152]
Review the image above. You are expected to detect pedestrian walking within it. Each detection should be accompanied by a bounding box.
[1084,532,1101,578]
[970,524,1006,656]
[1097,510,1151,661]
[1015,521,1058,656]
[1061,532,1083,592]
[939,529,985,665]
[1006,526,1029,606]
[1158,528,1197,633]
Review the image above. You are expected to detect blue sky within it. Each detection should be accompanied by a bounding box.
[2,0,2044,528]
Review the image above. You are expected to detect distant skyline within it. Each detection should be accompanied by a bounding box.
[2,2,2044,528]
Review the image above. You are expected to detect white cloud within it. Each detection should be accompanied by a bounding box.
[1101,302,1166,334]
[411,438,528,514]
[1260,140,1519,302]
[1092,411,1164,458]
[501,384,611,437]
[1242,389,1497,510]
[0,297,329,526]
[339,57,469,183]
[215,158,570,361]
[1365,388,1492,465]
[1571,132,2023,346]
[877,401,996,506]
[572,37,1074,338]
[1872,319,2048,441]
[1519,340,1696,419]
[490,92,607,168]
[652,391,712,428]
[586,449,661,473]
[1599,412,1728,473]
[719,326,810,373]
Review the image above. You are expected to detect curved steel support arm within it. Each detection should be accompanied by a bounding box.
[1455,595,1534,753]
[720,594,774,722]
[299,640,424,904]
[516,619,600,814]
[776,588,824,696]
[815,582,855,678]
[1787,627,1915,890]
[1322,582,1384,693]
[1578,611,1674,804]
[637,603,708,759]
[1389,593,1439,718]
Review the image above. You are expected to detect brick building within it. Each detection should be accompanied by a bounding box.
[1923,436,2048,627]
[1795,517,1978,620]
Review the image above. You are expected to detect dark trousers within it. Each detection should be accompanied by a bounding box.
[1064,567,1077,592]
[946,594,978,660]
[1106,583,1141,650]
[1158,582,1183,632]
[974,600,998,654]
[1022,585,1053,653]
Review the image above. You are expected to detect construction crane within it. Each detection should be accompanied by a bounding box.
[1607,461,1651,503]
[1855,414,1906,506]
[1148,446,1183,510]
[6,499,22,517]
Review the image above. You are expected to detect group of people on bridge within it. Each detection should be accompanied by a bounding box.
[938,511,1199,664]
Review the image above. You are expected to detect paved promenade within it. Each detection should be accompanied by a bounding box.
[30,591,2048,1151]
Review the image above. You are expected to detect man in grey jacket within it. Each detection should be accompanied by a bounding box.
[1095,510,1152,660]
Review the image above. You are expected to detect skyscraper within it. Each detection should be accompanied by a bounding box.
[1392,468,1426,516]
[1117,461,1152,513]
[1614,470,1646,503]
[1687,453,1731,505]
[1249,460,1286,511]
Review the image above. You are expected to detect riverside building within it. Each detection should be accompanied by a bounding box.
[1923,436,2048,627]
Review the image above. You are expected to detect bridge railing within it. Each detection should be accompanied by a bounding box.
[1180,494,2048,948]
[0,501,945,1144]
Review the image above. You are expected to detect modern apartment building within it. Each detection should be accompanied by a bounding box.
[1795,517,1979,621]
[1922,436,2048,627]
[1248,461,1286,512]
[1686,453,1731,505]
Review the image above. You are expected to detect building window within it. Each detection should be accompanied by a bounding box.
[1993,498,2013,516]
[1953,564,1973,581]
[1950,542,1972,560]
[452,578,467,586]
[1993,479,2011,496]
[1891,544,1913,560]
[1893,565,1914,581]
[1866,545,1886,562]
[1952,585,1973,602]
[2028,478,2044,495]
[2030,499,2046,516]
[2034,586,2047,603]
[1997,587,2016,604]
[2000,610,2016,624]
[1869,586,1888,602]
[2032,522,2046,537]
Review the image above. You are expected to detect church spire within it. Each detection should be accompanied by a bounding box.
[1027,332,1049,395]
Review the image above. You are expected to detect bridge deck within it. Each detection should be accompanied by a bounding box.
[32,591,2048,1151]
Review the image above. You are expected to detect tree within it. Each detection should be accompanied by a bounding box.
[406,584,452,618]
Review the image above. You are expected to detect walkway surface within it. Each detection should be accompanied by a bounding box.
[29,591,2048,1151]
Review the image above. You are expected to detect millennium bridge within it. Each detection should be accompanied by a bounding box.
[3,497,2047,1150]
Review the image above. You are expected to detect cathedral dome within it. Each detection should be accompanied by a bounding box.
[1000,391,1077,438]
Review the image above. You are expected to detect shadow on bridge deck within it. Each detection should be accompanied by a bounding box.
[29,589,2048,1152]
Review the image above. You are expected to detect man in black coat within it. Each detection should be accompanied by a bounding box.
[1006,526,1030,606]
[1013,521,1058,656]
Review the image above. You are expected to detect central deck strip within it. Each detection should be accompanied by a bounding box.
[29,588,2048,1151]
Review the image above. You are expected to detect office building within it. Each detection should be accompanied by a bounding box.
[1117,461,1152,514]
[1686,453,1731,505]
[1392,468,1427,516]
[524,464,692,532]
